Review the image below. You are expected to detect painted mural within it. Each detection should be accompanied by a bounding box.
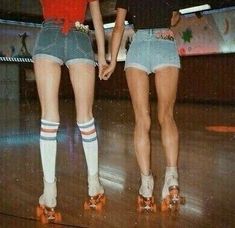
[0,21,40,62]
[173,7,235,56]
[0,6,234,62]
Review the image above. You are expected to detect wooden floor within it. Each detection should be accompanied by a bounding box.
[0,98,234,228]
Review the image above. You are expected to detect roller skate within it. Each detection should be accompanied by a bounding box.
[137,173,157,213]
[84,173,106,211]
[137,195,157,213]
[36,179,62,224]
[161,167,185,212]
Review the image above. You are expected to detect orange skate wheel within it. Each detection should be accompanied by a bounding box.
[137,205,143,213]
[36,206,43,217]
[152,203,157,213]
[95,202,102,211]
[40,214,48,224]
[151,196,155,203]
[137,195,143,204]
[84,201,90,210]
[100,195,106,205]
[161,200,169,212]
[55,212,62,222]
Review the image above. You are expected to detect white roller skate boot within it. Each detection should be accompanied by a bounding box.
[161,167,185,212]
[36,179,61,224]
[137,173,157,212]
[84,173,105,211]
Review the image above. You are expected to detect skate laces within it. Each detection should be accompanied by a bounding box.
[166,174,178,189]
[162,173,179,200]
[40,179,57,208]
[139,174,154,198]
[88,174,104,197]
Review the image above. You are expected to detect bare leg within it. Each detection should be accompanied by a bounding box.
[155,67,184,210]
[34,59,61,122]
[126,68,156,212]
[155,67,179,167]
[68,63,95,123]
[126,67,151,176]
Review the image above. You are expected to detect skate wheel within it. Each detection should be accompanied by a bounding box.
[151,196,155,203]
[152,203,157,213]
[36,206,43,218]
[84,201,90,210]
[161,200,169,212]
[40,214,48,224]
[55,212,62,222]
[137,195,143,204]
[137,206,143,213]
[101,195,106,205]
[96,202,102,211]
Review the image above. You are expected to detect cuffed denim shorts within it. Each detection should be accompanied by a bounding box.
[125,28,181,74]
[32,20,95,67]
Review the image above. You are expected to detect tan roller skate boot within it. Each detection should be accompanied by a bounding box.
[137,173,157,213]
[161,167,185,212]
[84,173,105,211]
[36,179,62,224]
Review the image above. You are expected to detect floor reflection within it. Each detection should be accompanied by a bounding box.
[0,99,234,227]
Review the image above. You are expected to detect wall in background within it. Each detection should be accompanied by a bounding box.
[0,6,234,62]
[0,7,234,104]
[0,63,19,100]
[15,53,235,104]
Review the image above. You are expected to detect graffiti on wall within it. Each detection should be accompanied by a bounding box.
[0,21,39,62]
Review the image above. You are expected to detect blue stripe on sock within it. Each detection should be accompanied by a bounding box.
[78,121,94,129]
[40,136,57,141]
[82,136,97,143]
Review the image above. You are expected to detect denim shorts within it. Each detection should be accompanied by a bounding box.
[32,20,95,66]
[125,28,181,74]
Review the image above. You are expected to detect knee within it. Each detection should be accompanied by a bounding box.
[135,114,151,132]
[158,110,174,127]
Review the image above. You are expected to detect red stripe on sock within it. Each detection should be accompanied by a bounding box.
[80,129,96,135]
[41,128,58,133]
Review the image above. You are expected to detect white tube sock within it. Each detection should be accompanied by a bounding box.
[40,119,59,183]
[77,118,98,176]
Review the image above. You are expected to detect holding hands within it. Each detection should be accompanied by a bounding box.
[98,59,116,81]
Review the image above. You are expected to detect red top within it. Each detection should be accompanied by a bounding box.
[41,0,97,34]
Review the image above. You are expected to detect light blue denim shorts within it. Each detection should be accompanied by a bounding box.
[32,20,95,67]
[125,28,180,74]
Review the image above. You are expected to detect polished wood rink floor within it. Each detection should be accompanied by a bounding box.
[0,99,234,228]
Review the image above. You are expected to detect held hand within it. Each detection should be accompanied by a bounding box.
[100,62,116,80]
[97,57,108,80]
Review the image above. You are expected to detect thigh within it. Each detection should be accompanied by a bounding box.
[34,58,61,121]
[68,63,95,122]
[126,68,150,118]
[155,67,179,114]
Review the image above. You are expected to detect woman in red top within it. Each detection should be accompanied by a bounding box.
[33,0,107,223]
